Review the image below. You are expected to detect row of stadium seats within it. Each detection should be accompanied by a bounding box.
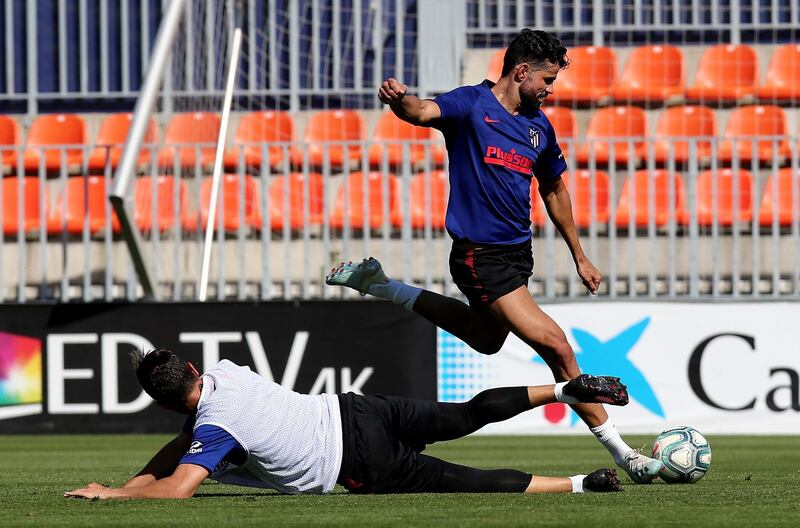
[487,44,800,104]
[1,171,447,235]
[548,104,795,166]
[0,111,444,174]
[2,104,800,177]
[3,168,797,237]
[531,168,798,228]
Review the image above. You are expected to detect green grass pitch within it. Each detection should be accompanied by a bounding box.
[2,435,799,527]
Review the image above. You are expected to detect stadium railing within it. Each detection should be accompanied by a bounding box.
[1,135,799,303]
[1,1,798,115]
[465,0,799,47]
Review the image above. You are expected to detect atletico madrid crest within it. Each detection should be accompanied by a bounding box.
[529,127,540,148]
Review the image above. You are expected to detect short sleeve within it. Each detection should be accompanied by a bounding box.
[433,85,480,125]
[533,124,568,181]
[179,424,244,474]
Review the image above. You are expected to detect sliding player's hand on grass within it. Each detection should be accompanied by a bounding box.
[64,482,114,500]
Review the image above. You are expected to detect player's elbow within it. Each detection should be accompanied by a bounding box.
[396,100,439,127]
[171,486,197,499]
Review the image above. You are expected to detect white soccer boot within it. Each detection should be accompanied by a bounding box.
[619,450,663,484]
[325,257,389,295]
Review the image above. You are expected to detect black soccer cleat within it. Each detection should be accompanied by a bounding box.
[563,374,629,406]
[583,468,623,492]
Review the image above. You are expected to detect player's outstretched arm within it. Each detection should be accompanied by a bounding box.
[379,77,441,126]
[65,464,208,500]
[539,176,602,294]
[120,431,193,488]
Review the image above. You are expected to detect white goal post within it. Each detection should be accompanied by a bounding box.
[108,0,190,300]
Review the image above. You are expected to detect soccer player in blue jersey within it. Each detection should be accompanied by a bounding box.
[326,29,663,483]
[65,350,628,499]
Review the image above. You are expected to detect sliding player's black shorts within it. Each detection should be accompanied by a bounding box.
[336,391,532,494]
[449,238,533,307]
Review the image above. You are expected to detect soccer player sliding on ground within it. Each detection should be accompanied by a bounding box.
[65,350,627,499]
[326,28,663,483]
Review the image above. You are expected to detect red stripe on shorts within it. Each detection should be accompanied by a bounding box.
[465,248,490,304]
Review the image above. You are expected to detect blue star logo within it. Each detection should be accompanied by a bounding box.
[533,317,664,424]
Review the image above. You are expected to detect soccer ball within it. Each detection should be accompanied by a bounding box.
[652,426,712,484]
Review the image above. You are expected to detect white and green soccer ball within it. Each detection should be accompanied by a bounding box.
[652,426,712,484]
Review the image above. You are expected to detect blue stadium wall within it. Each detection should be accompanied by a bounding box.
[0,0,418,113]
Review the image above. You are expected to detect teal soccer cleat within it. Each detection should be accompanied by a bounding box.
[325,257,389,295]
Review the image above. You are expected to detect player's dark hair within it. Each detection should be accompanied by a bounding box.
[501,29,569,76]
[131,349,197,407]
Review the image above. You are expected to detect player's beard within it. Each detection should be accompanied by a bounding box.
[522,91,546,111]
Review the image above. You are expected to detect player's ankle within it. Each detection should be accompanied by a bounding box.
[569,475,586,493]
[590,420,633,465]
[368,279,421,310]
[553,381,579,404]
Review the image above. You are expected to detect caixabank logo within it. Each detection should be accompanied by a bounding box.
[0,332,43,420]
[536,317,665,425]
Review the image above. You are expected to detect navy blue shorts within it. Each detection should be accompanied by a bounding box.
[449,238,533,306]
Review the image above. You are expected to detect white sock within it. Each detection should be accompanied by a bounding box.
[590,419,634,465]
[553,382,579,404]
[569,475,586,493]
[366,279,422,310]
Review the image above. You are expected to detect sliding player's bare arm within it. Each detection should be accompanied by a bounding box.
[65,463,207,500]
[120,431,193,488]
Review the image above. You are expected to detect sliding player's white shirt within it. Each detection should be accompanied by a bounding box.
[191,360,342,494]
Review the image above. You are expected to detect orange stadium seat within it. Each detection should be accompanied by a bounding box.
[88,113,159,171]
[268,172,325,231]
[184,174,263,232]
[368,112,432,168]
[576,106,647,165]
[653,106,717,164]
[686,44,758,102]
[550,46,617,104]
[291,110,364,170]
[718,105,790,164]
[392,170,448,230]
[47,175,120,234]
[223,111,295,171]
[0,115,20,169]
[157,112,221,169]
[133,176,189,232]
[532,170,609,228]
[2,177,44,235]
[757,44,800,102]
[613,45,685,103]
[695,168,753,226]
[486,48,506,83]
[615,170,688,228]
[23,114,87,172]
[432,143,447,166]
[758,168,800,227]
[330,171,400,230]
[542,106,577,157]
